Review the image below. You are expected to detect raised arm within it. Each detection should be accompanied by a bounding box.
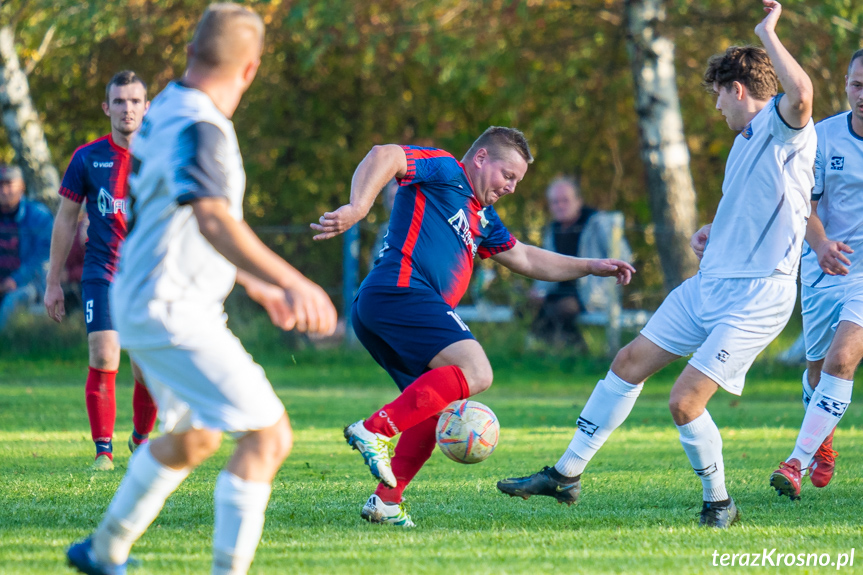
[491,241,634,285]
[311,144,408,240]
[755,0,813,128]
[44,197,82,322]
[192,197,337,334]
[806,201,853,276]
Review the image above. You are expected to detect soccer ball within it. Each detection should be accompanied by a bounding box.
[435,400,500,464]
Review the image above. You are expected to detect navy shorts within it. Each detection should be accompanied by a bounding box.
[351,285,476,391]
[81,280,113,333]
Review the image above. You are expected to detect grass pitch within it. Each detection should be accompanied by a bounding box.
[1,351,862,574]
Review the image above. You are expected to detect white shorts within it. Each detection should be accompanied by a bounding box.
[640,273,796,395]
[802,281,863,361]
[128,326,285,435]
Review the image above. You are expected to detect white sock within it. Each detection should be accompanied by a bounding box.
[677,411,728,502]
[92,444,191,565]
[789,373,852,467]
[801,369,814,409]
[555,370,643,477]
[212,471,273,575]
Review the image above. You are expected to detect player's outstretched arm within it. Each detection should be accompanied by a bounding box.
[690,223,712,261]
[44,197,82,322]
[755,0,813,128]
[311,144,408,240]
[192,197,337,335]
[491,241,634,285]
[806,201,852,276]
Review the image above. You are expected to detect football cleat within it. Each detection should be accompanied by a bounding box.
[344,420,396,488]
[127,433,148,454]
[66,537,128,575]
[810,430,837,488]
[496,466,581,506]
[91,454,114,472]
[360,494,415,528]
[699,498,739,528]
[770,459,804,500]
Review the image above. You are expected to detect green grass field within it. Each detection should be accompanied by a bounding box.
[2,349,862,574]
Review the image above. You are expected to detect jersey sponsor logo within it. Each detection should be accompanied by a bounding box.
[742,123,753,140]
[830,156,845,171]
[448,209,478,256]
[693,463,718,477]
[816,397,849,418]
[93,161,114,168]
[97,187,127,216]
[477,208,489,228]
[716,349,730,363]
[576,416,599,437]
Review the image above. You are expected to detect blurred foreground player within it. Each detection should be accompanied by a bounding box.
[312,127,633,526]
[498,0,815,528]
[66,5,336,574]
[44,70,157,471]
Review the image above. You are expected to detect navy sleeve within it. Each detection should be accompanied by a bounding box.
[59,150,86,203]
[174,122,230,205]
[398,146,459,186]
[477,206,516,259]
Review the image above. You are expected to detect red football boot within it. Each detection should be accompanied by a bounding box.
[810,429,837,488]
[770,459,804,500]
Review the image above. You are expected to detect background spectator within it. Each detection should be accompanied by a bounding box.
[530,176,632,349]
[0,164,53,330]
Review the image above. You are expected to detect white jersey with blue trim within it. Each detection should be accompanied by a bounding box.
[801,112,863,288]
[111,81,246,349]
[699,95,817,279]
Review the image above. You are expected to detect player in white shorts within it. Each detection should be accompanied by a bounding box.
[66,5,337,575]
[498,0,815,528]
[769,49,863,500]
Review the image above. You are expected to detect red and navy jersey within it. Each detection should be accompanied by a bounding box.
[58,134,131,282]
[363,146,516,308]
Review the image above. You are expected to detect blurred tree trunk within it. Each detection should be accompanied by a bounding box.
[625,0,699,291]
[0,25,59,209]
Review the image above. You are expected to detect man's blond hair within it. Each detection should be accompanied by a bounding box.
[191,3,265,69]
[463,126,534,165]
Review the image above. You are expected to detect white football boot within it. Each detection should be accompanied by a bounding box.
[361,495,415,528]
[344,420,396,488]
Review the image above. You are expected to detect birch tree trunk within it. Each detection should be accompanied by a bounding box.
[625,0,699,291]
[0,25,59,209]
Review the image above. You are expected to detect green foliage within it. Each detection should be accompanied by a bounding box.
[1,357,862,573]
[1,0,862,309]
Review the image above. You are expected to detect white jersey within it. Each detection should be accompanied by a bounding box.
[111,82,246,349]
[801,112,863,288]
[700,96,817,279]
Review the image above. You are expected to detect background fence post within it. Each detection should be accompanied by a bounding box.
[606,212,624,357]
[343,223,360,348]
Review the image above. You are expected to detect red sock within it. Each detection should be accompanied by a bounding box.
[132,380,157,438]
[364,365,469,437]
[85,367,117,446]
[375,415,438,503]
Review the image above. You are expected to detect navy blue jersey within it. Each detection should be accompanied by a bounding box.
[59,134,131,282]
[364,146,516,308]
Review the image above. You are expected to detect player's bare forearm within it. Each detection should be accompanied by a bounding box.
[311,144,408,240]
[755,1,812,127]
[492,242,634,284]
[193,197,309,290]
[804,202,828,252]
[45,198,81,286]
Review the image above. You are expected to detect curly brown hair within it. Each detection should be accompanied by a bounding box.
[703,46,778,101]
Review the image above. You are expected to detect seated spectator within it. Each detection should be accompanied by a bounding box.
[530,176,631,349]
[0,164,53,330]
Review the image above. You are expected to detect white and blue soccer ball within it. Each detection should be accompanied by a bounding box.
[435,400,500,464]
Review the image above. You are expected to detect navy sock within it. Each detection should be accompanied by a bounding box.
[95,440,113,458]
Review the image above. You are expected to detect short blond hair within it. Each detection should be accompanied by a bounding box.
[191,3,265,69]
[463,126,534,165]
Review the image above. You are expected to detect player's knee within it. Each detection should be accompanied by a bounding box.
[668,393,699,426]
[272,416,293,461]
[824,348,861,379]
[184,430,223,466]
[466,366,493,395]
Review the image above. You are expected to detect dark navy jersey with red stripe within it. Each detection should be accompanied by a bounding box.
[58,134,130,282]
[362,146,516,308]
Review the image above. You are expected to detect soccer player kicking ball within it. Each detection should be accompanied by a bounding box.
[312,128,634,527]
[44,71,158,471]
[66,5,337,575]
[769,49,863,500]
[498,0,815,528]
